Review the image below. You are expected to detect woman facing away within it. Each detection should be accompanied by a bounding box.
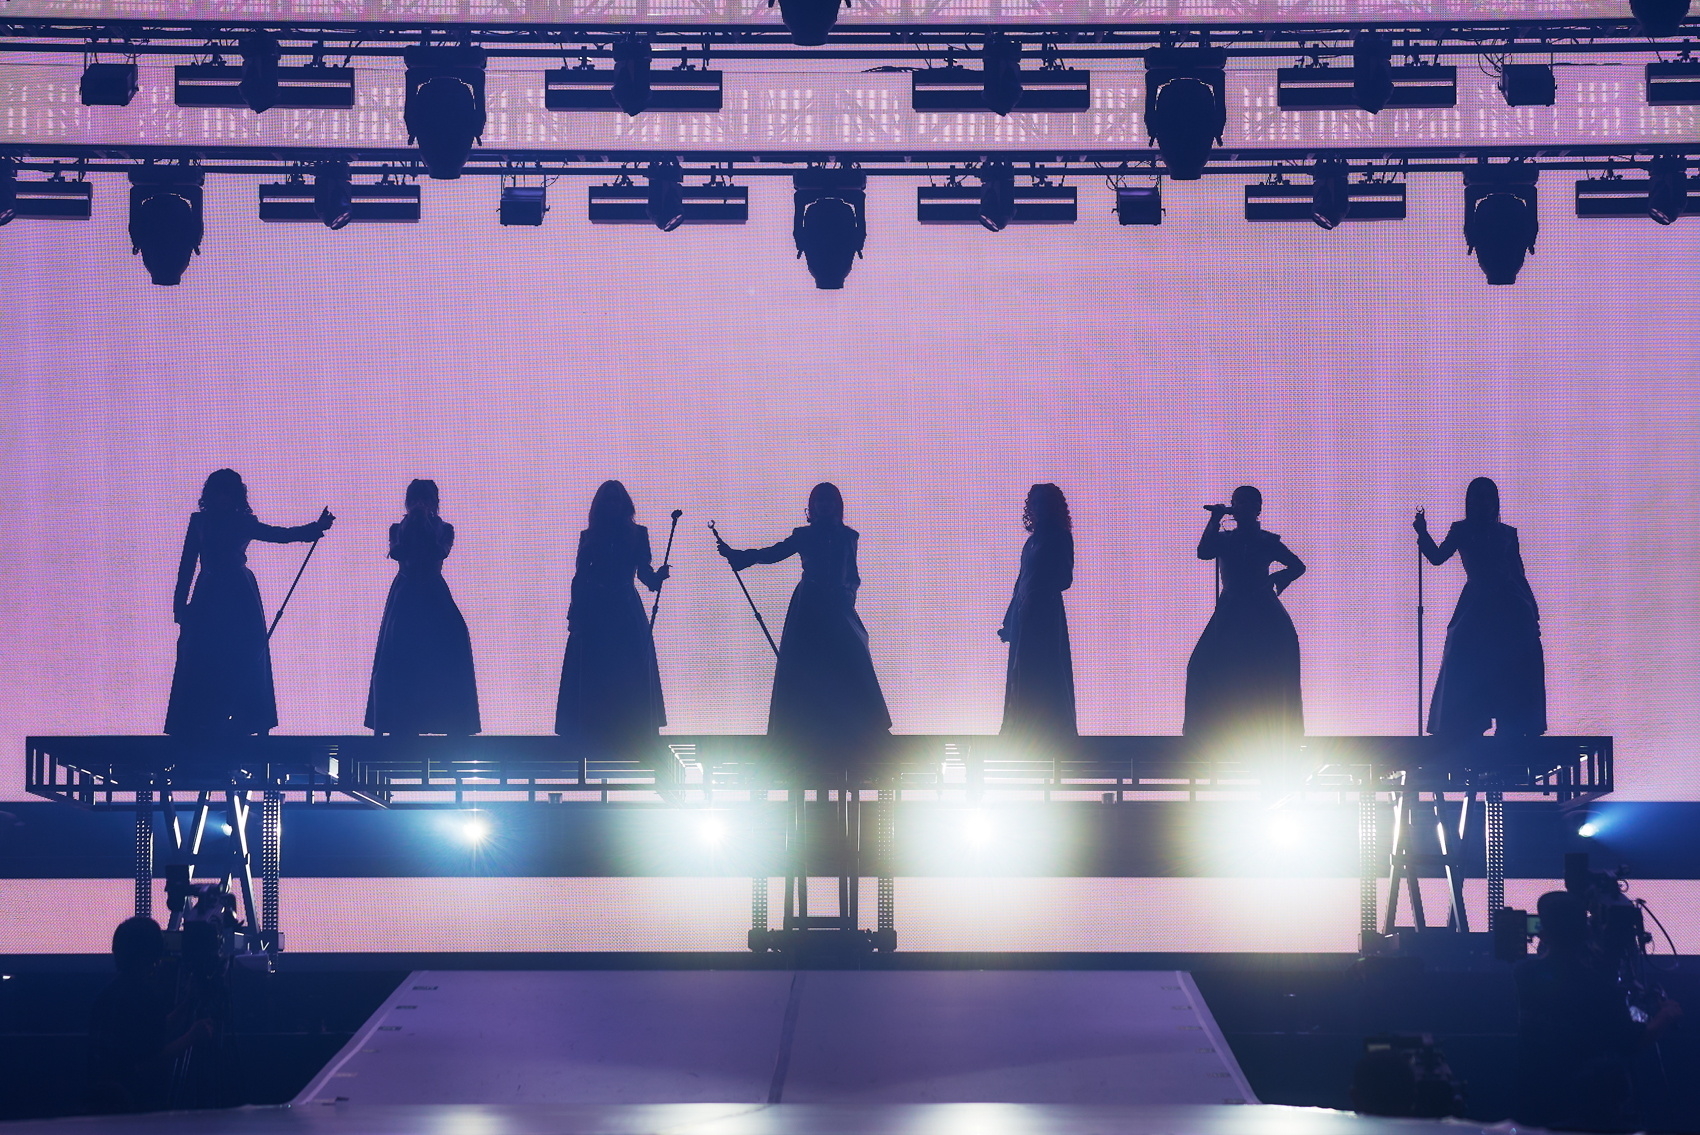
[715,482,891,777]
[1183,485,1306,744]
[999,483,1077,741]
[165,469,334,737]
[365,479,481,736]
[555,480,670,754]
[1415,476,1547,738]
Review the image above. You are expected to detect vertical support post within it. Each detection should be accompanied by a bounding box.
[752,877,768,937]
[134,788,155,919]
[876,784,895,940]
[1358,783,1378,950]
[1433,793,1469,932]
[261,789,282,945]
[1485,788,1506,924]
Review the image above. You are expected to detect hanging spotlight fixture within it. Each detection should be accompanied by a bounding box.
[312,161,354,230]
[1464,166,1539,285]
[792,167,866,289]
[1647,155,1690,224]
[238,32,283,113]
[772,0,847,47]
[404,46,487,179]
[611,35,653,116]
[1310,158,1351,229]
[1631,0,1691,37]
[977,161,1018,231]
[128,169,204,286]
[1352,32,1396,113]
[645,159,686,231]
[0,159,15,226]
[1143,49,1227,181]
[981,32,1024,116]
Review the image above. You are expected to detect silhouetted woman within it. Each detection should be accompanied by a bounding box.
[716,482,891,774]
[1183,485,1306,742]
[165,470,334,736]
[555,480,669,752]
[999,483,1077,740]
[1415,477,1546,737]
[365,479,481,736]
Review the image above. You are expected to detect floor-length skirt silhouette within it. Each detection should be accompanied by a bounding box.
[165,566,277,735]
[366,568,481,735]
[769,581,891,770]
[1002,589,1076,739]
[556,585,665,751]
[1184,591,1304,741]
[1429,581,1546,737]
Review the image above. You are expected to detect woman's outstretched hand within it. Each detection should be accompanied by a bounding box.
[317,507,337,533]
[1412,508,1428,536]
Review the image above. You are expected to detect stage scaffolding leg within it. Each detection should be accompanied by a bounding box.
[1485,789,1506,923]
[134,788,154,919]
[1434,793,1469,932]
[877,785,895,941]
[261,789,282,948]
[1359,785,1379,950]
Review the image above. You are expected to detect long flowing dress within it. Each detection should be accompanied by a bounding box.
[1183,525,1305,742]
[1000,528,1077,739]
[164,510,322,736]
[365,516,481,735]
[1428,519,1546,737]
[555,524,667,751]
[730,523,891,771]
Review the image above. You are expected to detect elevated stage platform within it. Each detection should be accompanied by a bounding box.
[295,969,1254,1105]
[23,734,1612,956]
[0,1102,1554,1135]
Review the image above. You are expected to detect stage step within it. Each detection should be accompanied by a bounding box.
[296,970,1256,1106]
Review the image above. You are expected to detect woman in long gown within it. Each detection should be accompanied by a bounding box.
[165,469,334,737]
[999,483,1077,741]
[555,480,670,753]
[716,482,891,776]
[365,479,481,736]
[1183,485,1306,743]
[1415,476,1546,738]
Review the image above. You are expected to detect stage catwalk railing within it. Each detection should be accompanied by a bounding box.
[26,733,1612,955]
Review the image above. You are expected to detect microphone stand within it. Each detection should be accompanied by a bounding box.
[268,510,328,640]
[649,509,684,630]
[709,521,779,657]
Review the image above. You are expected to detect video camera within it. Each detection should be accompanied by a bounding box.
[1493,852,1663,1017]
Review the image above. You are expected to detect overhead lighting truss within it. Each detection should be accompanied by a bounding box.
[0,18,1687,65]
[588,165,748,227]
[546,36,723,114]
[1575,163,1698,222]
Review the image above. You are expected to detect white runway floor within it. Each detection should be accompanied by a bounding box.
[295,970,1256,1106]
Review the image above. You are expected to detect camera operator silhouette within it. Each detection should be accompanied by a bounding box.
[165,470,334,737]
[1183,485,1306,744]
[86,917,214,1113]
[1515,890,1681,1130]
[1415,476,1546,737]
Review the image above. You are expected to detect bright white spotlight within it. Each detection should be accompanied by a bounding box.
[1578,820,1601,839]
[218,821,233,836]
[458,812,490,846]
[960,810,995,849]
[1266,812,1306,850]
[698,815,727,847]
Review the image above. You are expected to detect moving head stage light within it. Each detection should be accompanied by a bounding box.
[1499,63,1557,107]
[0,171,93,223]
[1244,172,1406,226]
[1464,165,1539,285]
[174,50,355,111]
[917,175,1077,229]
[544,36,724,115]
[1115,185,1162,226]
[1143,49,1227,182]
[128,168,204,286]
[258,171,422,226]
[1277,60,1457,112]
[792,167,865,289]
[1631,0,1693,37]
[589,171,748,228]
[1575,160,1697,224]
[773,0,848,47]
[404,45,487,179]
[499,185,548,226]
